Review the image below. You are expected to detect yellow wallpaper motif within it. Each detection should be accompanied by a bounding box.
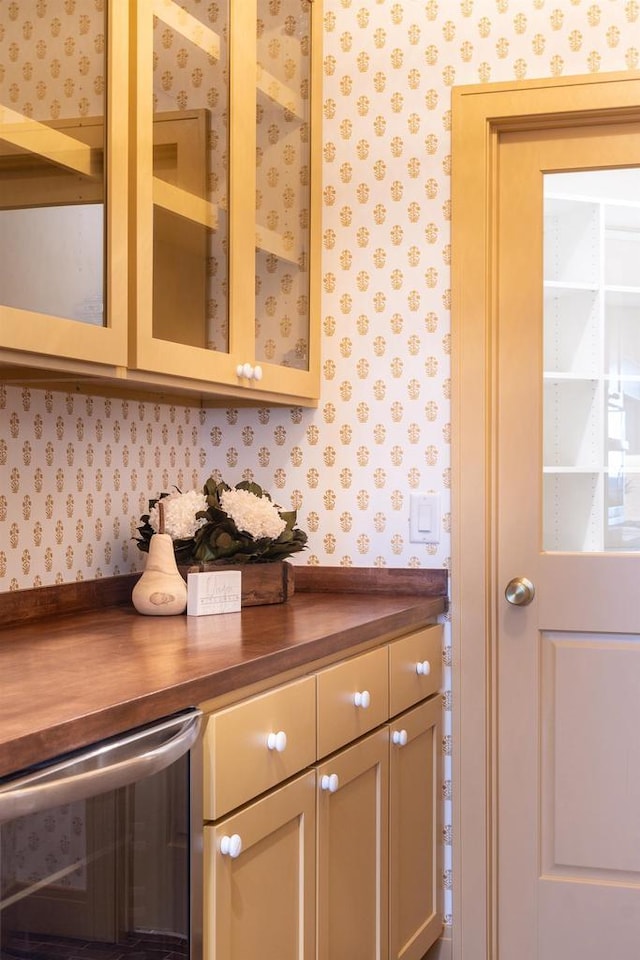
[1,0,638,928]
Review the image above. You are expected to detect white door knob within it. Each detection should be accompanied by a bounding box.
[354,689,371,708]
[220,833,242,858]
[416,660,431,676]
[321,773,339,793]
[267,730,287,752]
[392,729,408,747]
[253,364,263,381]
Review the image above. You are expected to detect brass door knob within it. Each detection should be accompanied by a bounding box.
[505,577,535,606]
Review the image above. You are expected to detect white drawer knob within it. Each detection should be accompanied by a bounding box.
[321,773,339,793]
[416,660,431,676]
[220,834,242,858]
[353,689,371,709]
[267,730,287,752]
[253,364,263,381]
[236,362,255,379]
[392,729,408,747]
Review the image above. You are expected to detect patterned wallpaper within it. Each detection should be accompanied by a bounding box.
[1,0,638,930]
[2,0,636,586]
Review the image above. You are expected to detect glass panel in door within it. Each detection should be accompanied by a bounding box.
[0,1,106,325]
[543,167,640,551]
[255,0,312,371]
[151,0,229,351]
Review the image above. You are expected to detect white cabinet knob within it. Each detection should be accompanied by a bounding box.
[416,660,431,676]
[392,729,408,747]
[235,363,263,382]
[236,362,258,379]
[321,773,339,793]
[353,689,371,709]
[220,833,242,858]
[267,730,287,752]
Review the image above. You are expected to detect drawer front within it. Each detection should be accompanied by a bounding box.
[204,675,316,819]
[317,646,389,758]
[389,625,443,717]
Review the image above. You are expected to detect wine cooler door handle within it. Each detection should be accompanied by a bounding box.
[0,709,202,824]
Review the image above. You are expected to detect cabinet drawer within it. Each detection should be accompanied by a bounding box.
[317,646,389,758]
[204,675,316,819]
[389,625,443,717]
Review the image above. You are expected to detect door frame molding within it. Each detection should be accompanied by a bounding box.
[450,70,640,960]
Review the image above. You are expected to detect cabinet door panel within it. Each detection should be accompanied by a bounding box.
[254,0,313,374]
[0,0,128,368]
[317,728,389,960]
[133,0,232,381]
[132,0,321,404]
[389,698,443,960]
[204,771,316,960]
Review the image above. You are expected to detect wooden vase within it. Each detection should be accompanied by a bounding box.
[132,533,188,616]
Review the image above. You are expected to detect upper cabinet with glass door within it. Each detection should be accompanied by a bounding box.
[131,0,321,405]
[0,0,129,373]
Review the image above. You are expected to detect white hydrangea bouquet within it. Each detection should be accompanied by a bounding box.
[136,478,308,565]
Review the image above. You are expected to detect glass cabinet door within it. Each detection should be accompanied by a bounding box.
[254,0,313,374]
[0,0,128,368]
[135,0,320,402]
[133,0,230,375]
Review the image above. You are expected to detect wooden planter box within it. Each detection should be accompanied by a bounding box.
[179,560,294,607]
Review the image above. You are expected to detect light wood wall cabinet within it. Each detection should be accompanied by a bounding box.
[201,624,444,960]
[0,0,321,406]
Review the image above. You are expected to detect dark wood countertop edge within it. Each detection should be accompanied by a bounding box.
[0,566,448,629]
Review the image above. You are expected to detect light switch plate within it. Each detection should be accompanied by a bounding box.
[409,492,440,544]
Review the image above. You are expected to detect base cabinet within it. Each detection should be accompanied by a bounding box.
[317,729,389,960]
[389,698,443,960]
[201,625,444,960]
[204,771,316,960]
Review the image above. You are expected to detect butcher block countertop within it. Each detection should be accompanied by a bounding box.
[0,566,447,780]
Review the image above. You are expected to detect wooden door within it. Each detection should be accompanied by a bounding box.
[204,771,316,960]
[496,122,640,959]
[389,698,442,960]
[453,74,640,960]
[316,728,389,960]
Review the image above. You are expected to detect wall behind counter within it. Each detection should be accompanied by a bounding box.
[2,1,635,593]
